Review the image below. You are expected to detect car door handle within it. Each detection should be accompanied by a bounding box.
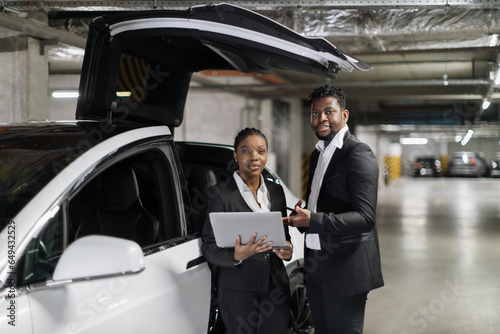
[186,256,206,270]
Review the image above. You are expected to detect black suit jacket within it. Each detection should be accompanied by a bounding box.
[201,176,291,292]
[304,130,384,297]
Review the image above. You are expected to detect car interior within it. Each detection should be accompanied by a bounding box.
[187,166,218,235]
[73,164,161,247]
[70,150,185,245]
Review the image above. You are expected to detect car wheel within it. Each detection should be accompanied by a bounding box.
[288,269,314,334]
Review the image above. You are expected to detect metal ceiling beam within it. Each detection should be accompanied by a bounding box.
[2,0,500,11]
[0,11,86,48]
[189,78,490,90]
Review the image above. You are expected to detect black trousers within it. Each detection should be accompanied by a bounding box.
[218,285,290,334]
[306,276,368,334]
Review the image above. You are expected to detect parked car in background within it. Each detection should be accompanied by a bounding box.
[489,154,500,177]
[411,157,442,177]
[1,3,368,333]
[448,151,489,177]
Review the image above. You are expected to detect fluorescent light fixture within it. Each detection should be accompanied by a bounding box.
[482,98,491,110]
[400,138,428,145]
[460,129,474,146]
[117,91,132,97]
[52,90,79,98]
[442,74,449,86]
[495,70,500,85]
[489,34,499,47]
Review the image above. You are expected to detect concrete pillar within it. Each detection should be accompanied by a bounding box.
[258,97,303,197]
[357,125,386,188]
[283,97,303,197]
[259,98,277,172]
[0,12,49,123]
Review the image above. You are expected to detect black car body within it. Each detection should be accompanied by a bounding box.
[412,157,442,177]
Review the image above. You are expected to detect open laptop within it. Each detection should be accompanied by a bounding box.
[209,211,290,249]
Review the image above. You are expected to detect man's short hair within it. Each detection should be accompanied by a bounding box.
[308,84,346,110]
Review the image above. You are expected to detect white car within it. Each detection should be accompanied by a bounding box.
[0,3,369,333]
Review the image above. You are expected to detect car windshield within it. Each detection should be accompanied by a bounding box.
[0,126,90,229]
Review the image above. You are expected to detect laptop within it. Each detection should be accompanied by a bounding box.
[209,211,290,249]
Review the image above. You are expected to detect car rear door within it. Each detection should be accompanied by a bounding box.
[76,3,371,126]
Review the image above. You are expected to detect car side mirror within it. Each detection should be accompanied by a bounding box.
[52,235,145,282]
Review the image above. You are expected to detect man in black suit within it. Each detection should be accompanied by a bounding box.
[286,84,384,333]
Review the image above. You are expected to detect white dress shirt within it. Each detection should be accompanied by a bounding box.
[233,171,271,212]
[306,125,348,250]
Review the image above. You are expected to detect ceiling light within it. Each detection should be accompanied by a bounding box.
[489,34,499,47]
[482,98,491,110]
[51,90,79,98]
[460,129,474,146]
[400,138,428,145]
[495,70,500,85]
[442,74,448,86]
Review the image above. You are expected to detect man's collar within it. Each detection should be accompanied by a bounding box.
[315,125,348,153]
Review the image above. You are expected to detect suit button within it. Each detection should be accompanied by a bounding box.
[264,254,269,259]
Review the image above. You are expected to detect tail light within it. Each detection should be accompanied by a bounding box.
[470,158,476,166]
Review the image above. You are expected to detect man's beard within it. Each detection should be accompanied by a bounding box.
[315,130,335,142]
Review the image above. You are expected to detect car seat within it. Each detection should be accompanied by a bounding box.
[75,165,160,247]
[187,166,217,235]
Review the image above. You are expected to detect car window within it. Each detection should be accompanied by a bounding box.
[0,136,89,223]
[106,48,188,127]
[21,207,65,286]
[69,149,182,248]
[116,54,163,106]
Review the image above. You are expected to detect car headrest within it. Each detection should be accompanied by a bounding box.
[100,166,140,213]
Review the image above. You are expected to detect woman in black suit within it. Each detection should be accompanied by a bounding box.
[201,127,293,334]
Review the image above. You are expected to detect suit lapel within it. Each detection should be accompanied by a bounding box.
[227,176,253,212]
[319,131,351,194]
[228,177,281,212]
[305,150,319,203]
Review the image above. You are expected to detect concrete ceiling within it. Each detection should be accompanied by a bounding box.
[2,0,500,136]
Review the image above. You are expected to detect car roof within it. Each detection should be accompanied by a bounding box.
[76,4,371,127]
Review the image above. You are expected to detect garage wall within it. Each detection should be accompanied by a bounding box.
[178,90,258,146]
[0,28,47,122]
[48,74,79,120]
[179,90,304,196]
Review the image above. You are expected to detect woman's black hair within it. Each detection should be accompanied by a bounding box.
[308,84,346,110]
[233,127,268,151]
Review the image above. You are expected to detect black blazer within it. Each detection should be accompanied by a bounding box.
[201,176,291,292]
[304,130,384,297]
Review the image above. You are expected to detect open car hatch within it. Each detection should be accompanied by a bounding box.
[76,3,371,127]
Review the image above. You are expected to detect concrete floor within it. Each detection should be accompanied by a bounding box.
[364,177,500,334]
